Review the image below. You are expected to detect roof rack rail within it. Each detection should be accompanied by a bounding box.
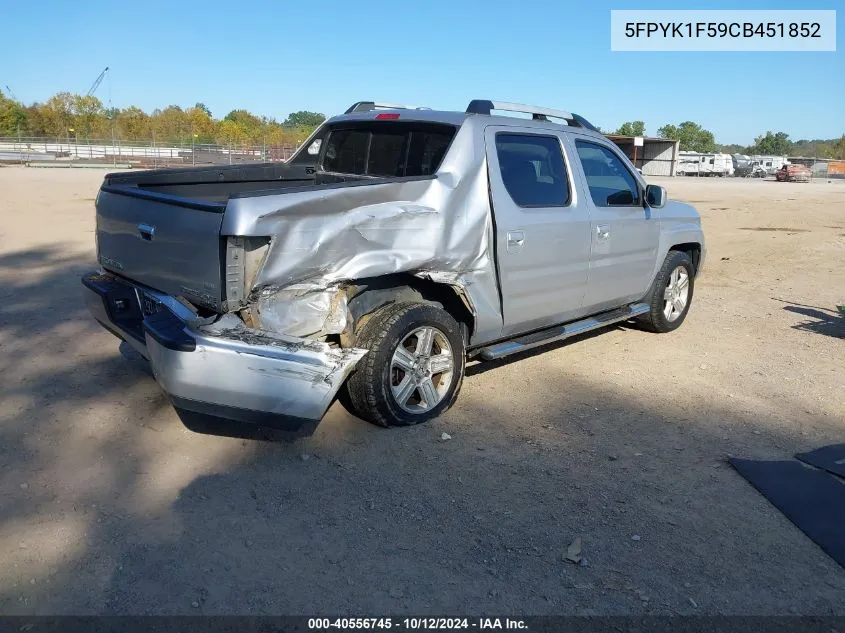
[345,101,431,114]
[465,100,600,132]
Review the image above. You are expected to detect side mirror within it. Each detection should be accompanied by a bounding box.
[645,184,666,208]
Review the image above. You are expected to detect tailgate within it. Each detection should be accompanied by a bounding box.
[96,186,227,310]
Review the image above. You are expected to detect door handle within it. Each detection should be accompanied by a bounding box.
[596,225,610,240]
[137,223,156,241]
[507,230,525,249]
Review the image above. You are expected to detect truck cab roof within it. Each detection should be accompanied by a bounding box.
[290,99,607,167]
[322,99,605,137]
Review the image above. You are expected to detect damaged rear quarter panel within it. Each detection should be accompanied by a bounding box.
[221,122,503,343]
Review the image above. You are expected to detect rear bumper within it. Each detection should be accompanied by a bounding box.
[82,271,366,428]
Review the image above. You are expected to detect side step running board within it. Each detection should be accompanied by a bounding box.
[477,303,650,361]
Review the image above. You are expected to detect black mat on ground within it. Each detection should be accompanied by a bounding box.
[795,444,845,478]
[729,458,845,569]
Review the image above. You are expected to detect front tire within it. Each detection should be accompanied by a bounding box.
[345,302,465,427]
[636,250,695,333]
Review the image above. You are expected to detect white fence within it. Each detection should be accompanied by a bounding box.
[0,137,299,167]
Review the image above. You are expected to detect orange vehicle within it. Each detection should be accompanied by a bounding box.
[775,163,812,182]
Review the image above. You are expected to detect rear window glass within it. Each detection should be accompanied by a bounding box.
[322,130,368,174]
[321,122,455,177]
[367,130,407,177]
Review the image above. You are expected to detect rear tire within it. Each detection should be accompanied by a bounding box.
[344,302,465,427]
[636,250,695,333]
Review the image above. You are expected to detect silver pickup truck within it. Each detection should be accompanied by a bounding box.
[82,99,705,429]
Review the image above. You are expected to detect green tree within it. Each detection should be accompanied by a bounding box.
[194,102,212,118]
[834,135,845,160]
[222,109,264,143]
[23,104,47,135]
[284,110,325,127]
[224,109,262,127]
[187,105,215,142]
[658,121,717,152]
[71,94,104,137]
[752,131,791,155]
[115,106,150,141]
[217,118,247,145]
[152,105,189,143]
[0,89,27,136]
[41,92,75,137]
[717,143,750,154]
[614,121,645,137]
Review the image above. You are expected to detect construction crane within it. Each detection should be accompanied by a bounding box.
[86,67,109,97]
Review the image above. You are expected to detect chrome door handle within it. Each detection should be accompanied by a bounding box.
[137,223,156,241]
[507,230,525,249]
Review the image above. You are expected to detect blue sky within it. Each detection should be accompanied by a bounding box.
[1,0,841,144]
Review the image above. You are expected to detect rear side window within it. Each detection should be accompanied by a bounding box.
[321,122,455,177]
[575,140,640,206]
[495,133,570,208]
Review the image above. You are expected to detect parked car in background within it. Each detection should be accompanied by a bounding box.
[750,156,790,178]
[775,163,812,182]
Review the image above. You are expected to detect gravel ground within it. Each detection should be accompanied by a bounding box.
[0,167,843,615]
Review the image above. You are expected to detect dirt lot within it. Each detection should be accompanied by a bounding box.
[0,167,843,615]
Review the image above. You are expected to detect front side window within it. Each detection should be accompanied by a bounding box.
[495,133,570,207]
[575,140,640,207]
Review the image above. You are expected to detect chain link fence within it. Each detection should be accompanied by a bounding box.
[0,136,302,168]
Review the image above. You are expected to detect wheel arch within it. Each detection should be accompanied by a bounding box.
[669,242,702,276]
[340,274,475,347]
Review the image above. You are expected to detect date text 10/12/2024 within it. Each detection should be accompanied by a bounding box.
[308,618,528,630]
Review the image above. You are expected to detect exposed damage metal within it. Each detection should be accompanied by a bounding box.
[218,127,502,342]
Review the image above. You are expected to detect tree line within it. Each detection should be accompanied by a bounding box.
[0,89,326,146]
[2,90,843,158]
[610,120,845,159]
